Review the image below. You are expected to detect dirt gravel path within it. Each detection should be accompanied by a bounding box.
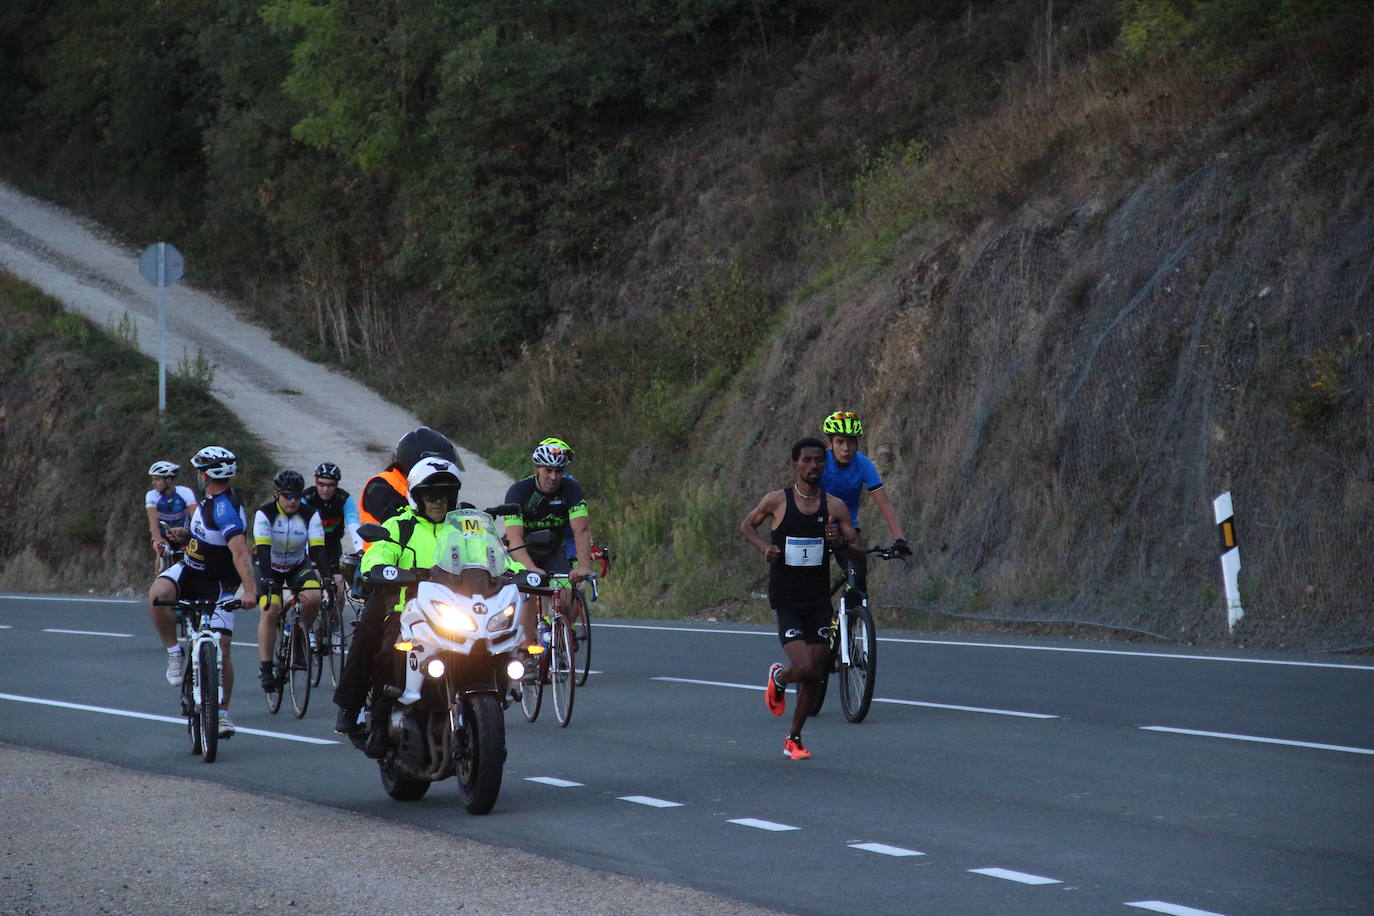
[0,180,510,507]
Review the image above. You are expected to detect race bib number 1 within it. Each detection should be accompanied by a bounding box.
[784,536,824,567]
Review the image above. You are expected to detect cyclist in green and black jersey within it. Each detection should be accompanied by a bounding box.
[502,438,592,657]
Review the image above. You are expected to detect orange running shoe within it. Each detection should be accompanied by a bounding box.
[765,663,785,716]
[783,735,811,760]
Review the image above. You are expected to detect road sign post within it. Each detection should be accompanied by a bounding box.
[137,242,185,414]
[1212,491,1244,633]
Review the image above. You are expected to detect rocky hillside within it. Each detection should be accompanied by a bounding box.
[1,0,1369,647]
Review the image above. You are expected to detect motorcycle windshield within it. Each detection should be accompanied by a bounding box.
[434,509,506,580]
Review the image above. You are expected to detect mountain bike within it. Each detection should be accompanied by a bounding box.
[264,588,316,718]
[519,582,576,727]
[811,545,906,723]
[158,595,239,762]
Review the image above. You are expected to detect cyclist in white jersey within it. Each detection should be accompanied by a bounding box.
[144,461,196,574]
[252,469,327,692]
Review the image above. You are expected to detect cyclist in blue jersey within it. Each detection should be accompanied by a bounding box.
[146,446,258,738]
[820,410,910,594]
[145,461,196,574]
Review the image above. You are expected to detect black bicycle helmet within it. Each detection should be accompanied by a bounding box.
[392,426,458,474]
[273,469,305,493]
[314,461,342,481]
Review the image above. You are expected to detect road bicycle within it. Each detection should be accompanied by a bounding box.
[311,569,347,688]
[157,595,240,763]
[567,543,611,686]
[264,587,318,718]
[811,545,906,723]
[518,580,576,727]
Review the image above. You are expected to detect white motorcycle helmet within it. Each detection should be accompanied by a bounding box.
[407,457,463,512]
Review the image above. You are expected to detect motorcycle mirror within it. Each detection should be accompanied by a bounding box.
[357,523,391,543]
[525,529,557,548]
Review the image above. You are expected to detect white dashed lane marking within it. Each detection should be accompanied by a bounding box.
[849,842,924,857]
[42,628,133,638]
[728,818,799,832]
[0,693,337,744]
[619,795,683,808]
[968,867,1062,885]
[525,776,584,787]
[1140,726,1374,755]
[652,677,1057,719]
[1126,901,1228,916]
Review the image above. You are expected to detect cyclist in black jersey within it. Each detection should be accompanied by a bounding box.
[740,437,860,761]
[301,461,363,608]
[502,438,591,656]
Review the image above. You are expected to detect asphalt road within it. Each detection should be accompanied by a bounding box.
[2,593,1372,915]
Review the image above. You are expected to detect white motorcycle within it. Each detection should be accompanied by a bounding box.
[353,506,549,813]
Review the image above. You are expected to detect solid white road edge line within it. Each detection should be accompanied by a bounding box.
[1126,901,1228,916]
[728,818,798,831]
[599,623,1374,671]
[651,677,1058,719]
[1140,726,1374,755]
[619,795,684,808]
[848,842,924,856]
[968,867,1062,885]
[0,693,337,744]
[42,628,134,638]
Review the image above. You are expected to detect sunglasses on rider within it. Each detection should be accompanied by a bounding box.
[278,491,302,500]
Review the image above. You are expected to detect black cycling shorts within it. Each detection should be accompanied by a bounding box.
[260,561,322,603]
[773,598,833,646]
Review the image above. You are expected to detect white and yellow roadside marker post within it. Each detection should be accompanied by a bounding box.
[1213,491,1244,633]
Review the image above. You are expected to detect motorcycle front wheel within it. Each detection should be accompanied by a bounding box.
[456,693,506,815]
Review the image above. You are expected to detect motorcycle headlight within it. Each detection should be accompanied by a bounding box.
[431,601,477,633]
[485,602,517,633]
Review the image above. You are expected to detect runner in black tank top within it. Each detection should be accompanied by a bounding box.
[740,438,861,761]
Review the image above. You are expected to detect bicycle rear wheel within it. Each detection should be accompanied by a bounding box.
[310,613,325,687]
[198,640,219,763]
[569,589,591,687]
[182,654,202,755]
[550,615,575,727]
[265,620,285,715]
[324,599,345,687]
[288,616,312,718]
[837,603,878,723]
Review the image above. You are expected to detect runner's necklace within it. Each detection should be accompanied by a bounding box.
[793,485,820,501]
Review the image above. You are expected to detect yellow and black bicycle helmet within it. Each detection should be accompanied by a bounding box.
[822,410,864,437]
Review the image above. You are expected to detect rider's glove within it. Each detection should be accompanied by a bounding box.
[257,578,273,597]
[892,538,912,557]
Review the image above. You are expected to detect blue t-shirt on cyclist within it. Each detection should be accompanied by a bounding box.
[822,450,882,528]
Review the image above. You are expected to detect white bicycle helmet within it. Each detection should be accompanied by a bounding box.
[191,445,237,480]
[531,440,571,468]
[148,460,180,477]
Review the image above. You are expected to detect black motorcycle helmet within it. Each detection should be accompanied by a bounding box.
[391,426,459,474]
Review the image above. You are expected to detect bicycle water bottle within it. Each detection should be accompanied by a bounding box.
[284,620,293,638]
[537,619,551,648]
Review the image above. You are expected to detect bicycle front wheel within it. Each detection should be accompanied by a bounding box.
[569,589,592,687]
[838,603,878,723]
[550,614,575,727]
[198,640,220,763]
[288,617,312,718]
[520,653,542,722]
